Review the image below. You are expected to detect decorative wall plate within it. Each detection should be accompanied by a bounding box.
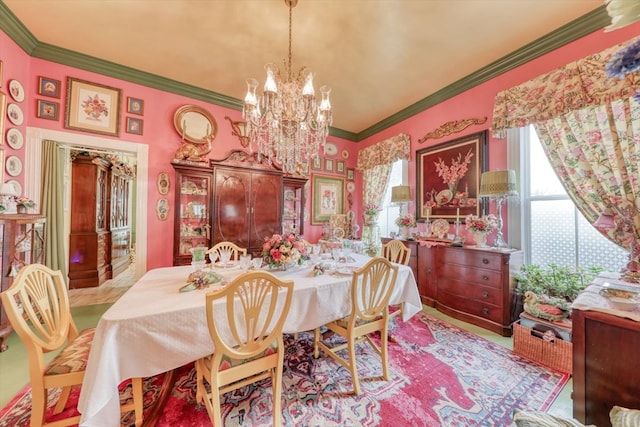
[156,198,169,220]
[342,150,349,159]
[7,103,23,125]
[157,172,169,195]
[8,79,25,102]
[6,128,23,149]
[6,179,21,196]
[324,142,338,156]
[6,155,22,177]
[346,182,355,193]
[431,218,450,239]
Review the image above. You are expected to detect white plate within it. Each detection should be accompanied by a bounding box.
[6,128,23,149]
[431,219,449,238]
[324,142,338,156]
[7,103,23,125]
[336,266,357,275]
[214,261,239,269]
[6,155,22,177]
[7,179,21,196]
[284,189,295,201]
[8,79,25,102]
[346,182,355,193]
[436,189,453,206]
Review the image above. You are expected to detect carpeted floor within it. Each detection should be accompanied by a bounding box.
[0,311,570,427]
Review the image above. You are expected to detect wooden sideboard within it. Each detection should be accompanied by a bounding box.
[572,309,640,427]
[381,238,521,337]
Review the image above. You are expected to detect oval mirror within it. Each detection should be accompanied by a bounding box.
[173,105,218,144]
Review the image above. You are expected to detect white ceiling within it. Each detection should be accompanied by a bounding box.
[4,0,604,135]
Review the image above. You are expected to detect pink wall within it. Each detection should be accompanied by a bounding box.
[2,21,639,268]
[0,29,354,269]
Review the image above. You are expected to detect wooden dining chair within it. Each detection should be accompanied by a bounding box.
[195,271,294,426]
[206,241,247,263]
[382,239,411,319]
[0,264,143,427]
[313,257,399,395]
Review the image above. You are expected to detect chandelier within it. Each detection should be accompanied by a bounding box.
[242,0,333,175]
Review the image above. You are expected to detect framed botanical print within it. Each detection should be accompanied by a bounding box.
[126,117,143,135]
[325,158,334,173]
[127,97,144,115]
[416,131,487,222]
[346,168,355,181]
[64,77,122,136]
[36,99,60,120]
[336,160,345,174]
[312,175,344,224]
[38,76,61,98]
[311,155,322,171]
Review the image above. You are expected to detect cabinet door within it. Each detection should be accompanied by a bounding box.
[214,168,251,248]
[250,172,282,249]
[417,244,436,306]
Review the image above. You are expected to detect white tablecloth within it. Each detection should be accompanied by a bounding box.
[77,254,421,426]
[571,273,640,321]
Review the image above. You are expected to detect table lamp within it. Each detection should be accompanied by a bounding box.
[391,185,411,215]
[1,183,19,214]
[479,170,518,249]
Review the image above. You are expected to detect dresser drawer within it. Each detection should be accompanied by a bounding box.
[438,263,502,288]
[437,278,502,306]
[438,290,502,323]
[439,247,505,271]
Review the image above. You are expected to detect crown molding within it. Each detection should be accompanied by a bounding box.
[0,2,609,143]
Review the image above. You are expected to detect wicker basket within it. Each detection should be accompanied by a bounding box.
[513,321,572,374]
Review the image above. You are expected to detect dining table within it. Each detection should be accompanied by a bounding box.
[77,253,422,426]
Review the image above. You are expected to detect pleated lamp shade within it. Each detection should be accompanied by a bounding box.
[478,170,518,198]
[391,185,412,203]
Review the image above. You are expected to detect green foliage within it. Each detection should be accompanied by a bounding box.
[515,263,604,302]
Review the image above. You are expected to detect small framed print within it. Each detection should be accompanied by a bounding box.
[325,158,334,173]
[346,168,355,181]
[126,117,143,135]
[38,76,61,98]
[336,160,345,174]
[36,99,60,120]
[127,97,144,115]
[311,156,322,171]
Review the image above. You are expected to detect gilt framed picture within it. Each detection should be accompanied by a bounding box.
[416,131,487,222]
[312,175,344,224]
[64,77,122,136]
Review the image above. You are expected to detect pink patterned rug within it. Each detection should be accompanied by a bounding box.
[0,312,569,426]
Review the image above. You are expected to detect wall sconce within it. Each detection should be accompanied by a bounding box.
[479,170,518,249]
[225,116,250,148]
[391,185,412,215]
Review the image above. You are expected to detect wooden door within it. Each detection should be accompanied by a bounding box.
[214,168,251,248]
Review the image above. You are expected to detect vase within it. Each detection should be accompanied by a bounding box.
[400,226,410,239]
[473,232,488,248]
[364,213,378,225]
[448,181,459,197]
[17,206,27,214]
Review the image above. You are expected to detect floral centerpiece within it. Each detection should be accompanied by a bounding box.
[16,197,36,209]
[395,213,417,228]
[465,214,498,247]
[262,232,309,269]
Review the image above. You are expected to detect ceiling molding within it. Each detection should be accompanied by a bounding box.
[0,2,609,143]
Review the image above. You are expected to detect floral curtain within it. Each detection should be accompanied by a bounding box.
[490,36,640,281]
[357,133,411,210]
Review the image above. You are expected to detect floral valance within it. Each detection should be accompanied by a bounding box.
[491,36,640,138]
[356,133,411,171]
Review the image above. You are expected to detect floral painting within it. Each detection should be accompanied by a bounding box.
[64,78,122,136]
[416,131,487,221]
[312,175,344,224]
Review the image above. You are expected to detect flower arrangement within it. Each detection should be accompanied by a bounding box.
[363,203,381,216]
[82,94,109,120]
[395,213,417,228]
[465,214,498,234]
[16,197,36,209]
[434,149,474,188]
[262,232,309,268]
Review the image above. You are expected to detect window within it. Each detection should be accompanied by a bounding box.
[377,159,408,237]
[510,126,626,272]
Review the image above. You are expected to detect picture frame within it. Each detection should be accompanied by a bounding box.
[36,99,60,120]
[126,117,143,135]
[0,149,4,183]
[127,96,144,115]
[325,158,334,173]
[0,91,6,145]
[64,77,122,136]
[416,131,487,222]
[336,160,345,174]
[312,174,344,224]
[346,168,355,181]
[311,156,322,171]
[37,76,61,98]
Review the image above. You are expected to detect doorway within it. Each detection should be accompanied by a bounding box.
[25,127,149,283]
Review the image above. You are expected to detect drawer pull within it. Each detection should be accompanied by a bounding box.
[482,258,489,264]
[482,275,489,281]
[482,291,489,298]
[482,307,489,315]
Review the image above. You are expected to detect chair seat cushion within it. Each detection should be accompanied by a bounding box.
[205,341,278,371]
[334,315,382,329]
[45,328,95,375]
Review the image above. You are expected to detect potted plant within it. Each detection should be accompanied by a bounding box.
[16,197,36,214]
[511,263,603,322]
[363,203,381,225]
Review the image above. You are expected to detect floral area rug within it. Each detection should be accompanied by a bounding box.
[0,312,569,426]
